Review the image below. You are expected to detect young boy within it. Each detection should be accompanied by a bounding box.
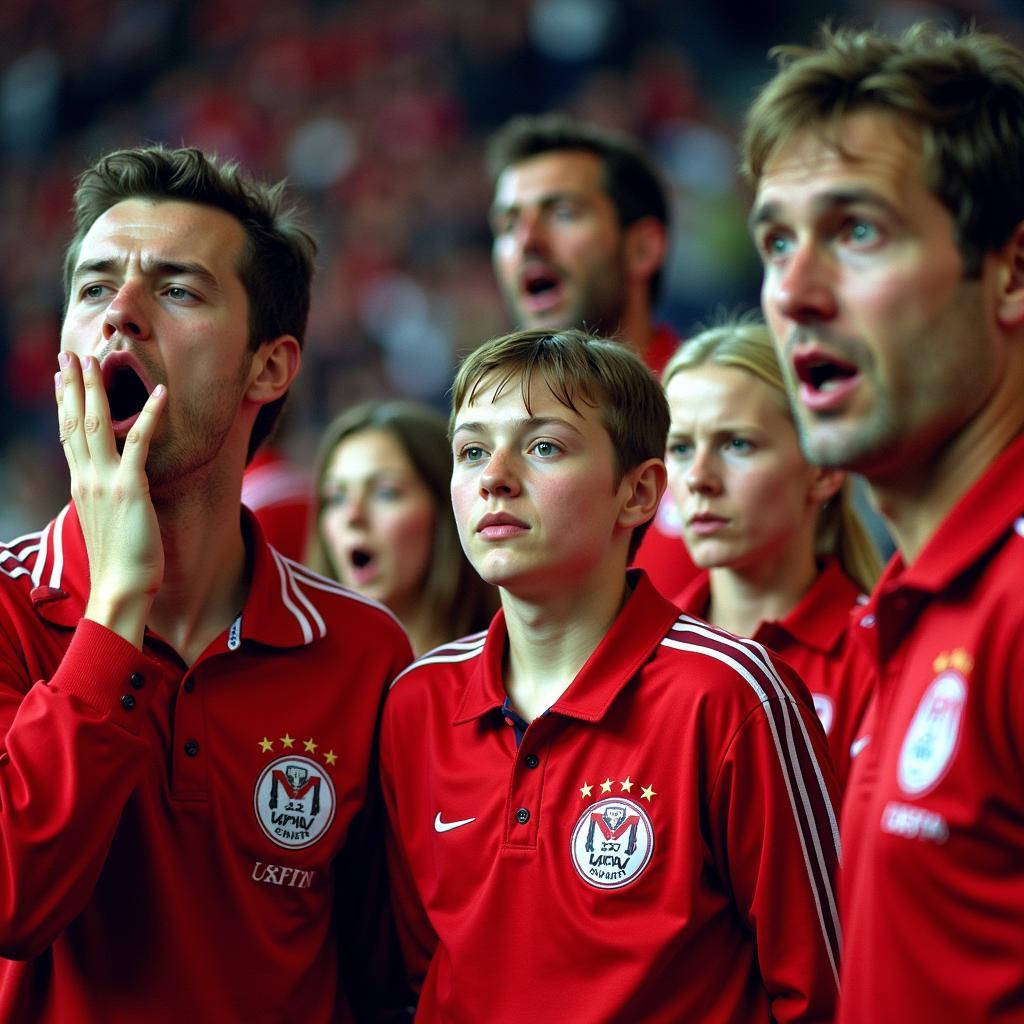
[379,327,840,1022]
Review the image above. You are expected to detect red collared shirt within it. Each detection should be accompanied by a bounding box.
[676,559,874,793]
[839,432,1024,1023]
[0,505,411,1023]
[381,572,840,1023]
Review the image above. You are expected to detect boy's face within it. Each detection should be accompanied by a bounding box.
[450,370,633,598]
[752,109,998,481]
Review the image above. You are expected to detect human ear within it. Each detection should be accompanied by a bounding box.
[995,221,1024,328]
[808,466,845,506]
[247,335,301,405]
[617,457,667,531]
[625,217,668,285]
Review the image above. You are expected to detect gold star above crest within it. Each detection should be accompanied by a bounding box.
[280,733,295,749]
[303,738,317,754]
[580,782,593,799]
[258,737,273,753]
[641,784,657,802]
[324,750,338,767]
[620,776,634,793]
[600,778,613,794]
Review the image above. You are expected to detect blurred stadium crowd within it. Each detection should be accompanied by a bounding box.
[0,0,1018,536]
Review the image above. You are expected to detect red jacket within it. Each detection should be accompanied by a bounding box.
[676,559,875,793]
[0,505,411,1022]
[381,572,840,1023]
[839,432,1024,1022]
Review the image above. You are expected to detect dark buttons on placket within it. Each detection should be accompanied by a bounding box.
[515,807,530,825]
[184,739,200,757]
[120,694,136,711]
[129,672,144,690]
[524,753,539,769]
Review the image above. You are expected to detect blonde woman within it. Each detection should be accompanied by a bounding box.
[663,314,881,791]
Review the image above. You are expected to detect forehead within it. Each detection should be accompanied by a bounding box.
[754,110,929,217]
[455,367,601,428]
[75,198,247,273]
[493,150,608,206]
[328,429,413,476]
[667,364,790,423]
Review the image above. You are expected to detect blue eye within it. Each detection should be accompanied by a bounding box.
[459,445,487,463]
[667,441,692,459]
[529,440,561,458]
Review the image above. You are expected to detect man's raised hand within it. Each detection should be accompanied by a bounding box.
[56,350,168,649]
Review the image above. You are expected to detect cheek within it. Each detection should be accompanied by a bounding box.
[382,505,437,568]
[664,463,689,511]
[318,508,346,562]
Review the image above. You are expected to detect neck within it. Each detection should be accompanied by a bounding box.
[706,542,819,637]
[393,597,445,659]
[148,462,250,666]
[616,305,655,363]
[868,363,1024,564]
[500,559,629,722]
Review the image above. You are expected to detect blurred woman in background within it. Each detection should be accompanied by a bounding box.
[307,399,497,656]
[662,314,882,791]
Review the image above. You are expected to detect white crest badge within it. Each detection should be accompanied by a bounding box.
[897,672,967,797]
[812,694,835,736]
[570,796,654,890]
[254,755,336,850]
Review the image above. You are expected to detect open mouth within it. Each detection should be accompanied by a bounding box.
[794,352,858,393]
[350,549,374,570]
[522,267,560,297]
[103,363,151,422]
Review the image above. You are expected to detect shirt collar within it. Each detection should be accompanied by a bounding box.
[28,503,342,649]
[453,570,682,725]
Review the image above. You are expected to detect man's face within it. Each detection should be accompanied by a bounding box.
[490,151,630,335]
[450,370,632,600]
[752,111,1000,481]
[61,198,257,491]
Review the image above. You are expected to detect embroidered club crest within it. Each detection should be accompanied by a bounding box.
[254,755,336,850]
[570,796,654,890]
[897,671,967,797]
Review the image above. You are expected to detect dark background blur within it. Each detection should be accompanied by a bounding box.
[1,0,1021,537]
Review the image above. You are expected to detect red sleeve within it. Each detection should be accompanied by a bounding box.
[0,617,158,958]
[708,665,842,1023]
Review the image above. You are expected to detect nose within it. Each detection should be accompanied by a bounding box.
[340,491,369,526]
[102,281,152,342]
[685,447,722,496]
[480,448,521,498]
[514,208,548,254]
[763,240,838,325]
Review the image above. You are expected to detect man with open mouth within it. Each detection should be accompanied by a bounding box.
[747,21,1024,1024]
[0,145,411,1021]
[485,112,697,600]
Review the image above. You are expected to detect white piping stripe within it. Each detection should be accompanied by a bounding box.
[661,632,841,986]
[674,616,841,856]
[1,528,46,549]
[0,564,31,581]
[47,505,69,590]
[278,555,326,640]
[390,643,486,689]
[282,558,405,631]
[30,520,53,589]
[1,542,40,566]
[270,549,313,644]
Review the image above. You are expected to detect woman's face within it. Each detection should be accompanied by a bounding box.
[319,428,437,618]
[664,364,832,574]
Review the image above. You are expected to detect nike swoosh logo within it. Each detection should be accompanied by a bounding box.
[434,812,477,833]
[850,735,871,759]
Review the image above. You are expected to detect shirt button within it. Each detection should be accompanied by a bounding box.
[515,807,530,825]
[184,739,200,757]
[524,754,539,769]
[183,679,195,693]
[129,672,144,690]
[860,614,876,628]
[120,694,136,711]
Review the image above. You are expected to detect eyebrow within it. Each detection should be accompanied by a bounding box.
[490,189,588,217]
[452,414,585,438]
[748,188,902,234]
[70,257,223,293]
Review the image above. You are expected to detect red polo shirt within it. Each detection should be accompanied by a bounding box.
[839,432,1024,1022]
[381,572,840,1023]
[0,504,411,1022]
[676,559,874,793]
